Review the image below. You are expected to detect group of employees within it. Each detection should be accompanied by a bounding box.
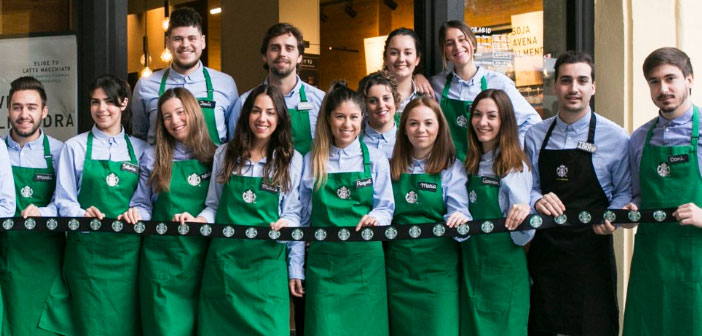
[0,6,699,336]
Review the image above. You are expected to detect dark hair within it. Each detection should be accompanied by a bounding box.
[643,47,694,79]
[358,71,401,109]
[465,89,529,177]
[260,23,305,72]
[89,74,132,134]
[383,28,422,73]
[391,96,455,180]
[8,76,47,108]
[166,7,203,36]
[218,85,295,192]
[438,20,477,71]
[554,50,595,81]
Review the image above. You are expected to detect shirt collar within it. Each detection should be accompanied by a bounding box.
[451,66,485,86]
[169,61,205,81]
[174,141,192,155]
[330,137,362,157]
[409,157,426,170]
[658,105,694,127]
[91,125,125,144]
[364,120,396,140]
[6,129,45,150]
[480,147,500,162]
[555,108,592,135]
[264,75,302,99]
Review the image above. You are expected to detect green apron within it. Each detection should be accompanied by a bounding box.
[462,174,529,336]
[198,173,288,336]
[305,142,389,336]
[386,172,459,336]
[289,84,313,155]
[160,68,220,145]
[139,158,210,336]
[62,132,141,335]
[1,135,63,336]
[624,106,702,335]
[439,73,488,161]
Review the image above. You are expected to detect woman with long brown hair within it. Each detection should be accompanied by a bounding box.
[461,89,533,335]
[288,82,394,336]
[119,87,215,335]
[386,96,469,335]
[181,84,302,335]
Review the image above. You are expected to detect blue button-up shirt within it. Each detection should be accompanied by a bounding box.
[227,76,324,140]
[430,66,542,143]
[132,62,239,144]
[524,110,632,210]
[362,120,396,159]
[629,105,702,206]
[55,126,148,217]
[0,140,16,217]
[288,137,395,280]
[197,144,303,227]
[4,130,63,216]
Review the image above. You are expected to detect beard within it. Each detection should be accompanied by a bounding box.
[172,57,199,72]
[270,64,295,78]
[12,120,41,138]
[658,90,689,114]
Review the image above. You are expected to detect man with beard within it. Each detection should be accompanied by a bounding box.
[623,47,702,335]
[227,23,324,155]
[132,7,238,144]
[0,76,64,335]
[523,51,631,336]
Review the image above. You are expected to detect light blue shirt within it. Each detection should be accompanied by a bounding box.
[227,76,324,140]
[55,126,148,217]
[474,149,535,245]
[4,130,63,216]
[0,140,16,217]
[404,157,471,222]
[362,120,396,159]
[430,66,542,143]
[196,144,303,228]
[288,137,395,280]
[524,110,632,210]
[128,142,206,220]
[629,105,702,206]
[132,62,239,144]
[396,81,419,115]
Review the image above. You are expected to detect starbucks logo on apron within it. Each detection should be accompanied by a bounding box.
[469,190,478,203]
[456,114,468,127]
[106,173,120,187]
[242,189,256,203]
[187,173,202,186]
[405,190,418,204]
[657,162,671,177]
[222,226,234,238]
[384,227,398,240]
[20,185,33,198]
[338,228,351,241]
[408,225,422,238]
[200,224,212,237]
[336,186,350,200]
[556,165,568,178]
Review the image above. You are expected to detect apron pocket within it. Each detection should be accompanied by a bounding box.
[142,236,180,281]
[257,259,287,301]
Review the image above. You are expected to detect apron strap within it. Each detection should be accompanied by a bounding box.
[691,105,699,149]
[441,73,452,101]
[42,133,54,171]
[360,141,371,175]
[540,117,559,152]
[86,131,94,160]
[124,133,137,163]
[480,76,488,91]
[587,111,597,144]
[299,83,308,103]
[158,69,169,96]
[202,67,214,101]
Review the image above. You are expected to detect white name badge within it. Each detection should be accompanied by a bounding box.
[576,141,597,153]
[297,102,313,111]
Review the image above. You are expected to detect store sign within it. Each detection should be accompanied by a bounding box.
[0,35,78,141]
[510,11,544,87]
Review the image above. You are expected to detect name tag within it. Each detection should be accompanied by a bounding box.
[355,178,373,189]
[260,181,279,194]
[418,182,438,192]
[198,100,216,109]
[120,163,138,174]
[668,154,690,164]
[34,173,54,182]
[576,141,597,153]
[297,102,313,111]
[481,176,500,186]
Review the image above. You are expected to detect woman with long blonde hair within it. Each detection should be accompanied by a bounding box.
[386,96,470,335]
[120,87,215,335]
[288,82,394,336]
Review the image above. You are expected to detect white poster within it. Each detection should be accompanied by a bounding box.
[0,34,78,141]
[510,11,544,87]
[364,35,388,75]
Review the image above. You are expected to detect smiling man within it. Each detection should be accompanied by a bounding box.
[227,23,324,155]
[132,7,238,144]
[523,51,631,336]
[623,47,702,335]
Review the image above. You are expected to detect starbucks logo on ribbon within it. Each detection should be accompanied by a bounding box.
[456,223,470,235]
[178,224,190,235]
[222,226,234,237]
[627,210,641,222]
[245,227,258,239]
[481,221,494,233]
[200,224,213,236]
[2,219,13,230]
[156,223,168,235]
[90,219,101,231]
[24,218,36,230]
[555,214,568,225]
[269,230,281,240]
[384,227,398,240]
[433,224,446,237]
[361,228,374,240]
[653,210,666,222]
[134,222,146,234]
[291,229,304,240]
[578,211,592,224]
[409,225,421,238]
[338,228,351,241]
[112,220,124,232]
[46,218,58,231]
[314,229,327,241]
[529,215,543,228]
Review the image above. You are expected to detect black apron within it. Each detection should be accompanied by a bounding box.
[527,113,618,336]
